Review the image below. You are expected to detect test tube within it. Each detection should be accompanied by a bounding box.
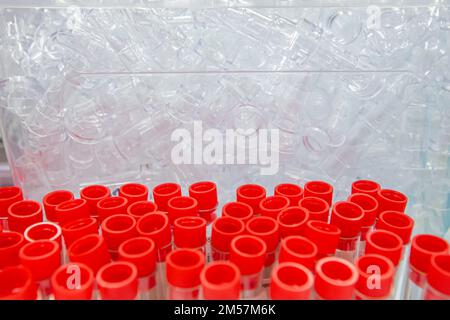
[19,240,61,299]
[80,185,111,219]
[351,180,381,198]
[314,257,358,300]
[355,254,395,300]
[51,263,95,300]
[127,201,158,220]
[423,254,450,300]
[200,261,241,300]
[166,249,205,300]
[55,199,91,227]
[24,222,63,261]
[377,189,408,215]
[403,234,449,300]
[0,265,37,300]
[270,262,314,300]
[304,181,333,207]
[298,197,330,222]
[304,220,341,259]
[230,235,267,299]
[277,207,309,238]
[278,236,318,271]
[96,196,129,223]
[330,201,364,262]
[365,230,403,272]
[0,231,25,268]
[119,183,149,205]
[61,217,99,249]
[42,190,74,223]
[274,183,304,207]
[236,184,266,216]
[97,261,138,300]
[68,234,112,274]
[101,214,137,259]
[222,201,254,223]
[118,237,157,300]
[167,196,199,224]
[173,216,207,253]
[152,183,182,214]
[210,216,245,261]
[189,181,218,224]
[7,200,43,233]
[259,196,290,220]
[0,186,23,230]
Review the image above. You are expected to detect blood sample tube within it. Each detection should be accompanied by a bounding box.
[68,234,111,274]
[173,216,207,253]
[0,231,25,268]
[277,207,309,238]
[298,197,330,222]
[24,222,63,262]
[189,181,218,224]
[355,254,395,300]
[51,263,95,300]
[80,185,111,219]
[0,265,37,300]
[424,254,450,300]
[42,190,74,223]
[200,261,241,300]
[236,184,266,216]
[304,220,341,259]
[97,261,138,300]
[365,230,403,270]
[61,217,99,249]
[351,180,381,198]
[274,183,304,206]
[278,236,318,271]
[259,195,290,220]
[119,183,149,205]
[55,199,90,227]
[210,216,245,261]
[127,201,158,220]
[152,183,182,214]
[7,200,43,233]
[101,214,137,259]
[222,201,254,223]
[97,196,128,223]
[270,262,314,300]
[377,189,408,216]
[0,186,23,230]
[167,196,199,224]
[304,181,333,207]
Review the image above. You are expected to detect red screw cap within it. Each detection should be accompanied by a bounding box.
[19,240,61,281]
[365,230,403,266]
[277,207,309,238]
[230,235,267,276]
[101,214,137,258]
[298,197,330,222]
[42,190,74,222]
[119,183,149,205]
[168,196,199,224]
[376,211,414,245]
[61,217,98,248]
[314,257,358,300]
[0,266,36,300]
[351,180,381,198]
[97,196,128,223]
[426,254,450,297]
[0,231,25,268]
[279,236,318,271]
[68,234,111,274]
[236,184,266,215]
[304,220,341,257]
[118,237,156,278]
[222,202,254,223]
[377,189,408,216]
[127,201,158,220]
[189,181,218,223]
[330,201,364,238]
[410,234,449,275]
[200,261,241,300]
[166,249,205,289]
[211,217,245,255]
[24,222,62,247]
[7,200,43,233]
[55,199,90,227]
[348,193,378,228]
[173,216,207,250]
[136,213,171,262]
[270,262,314,300]
[51,263,94,300]
[152,183,182,213]
[97,261,138,300]
[259,196,290,220]
[246,216,279,253]
[0,186,23,219]
[274,183,304,206]
[355,254,395,299]
[304,181,333,207]
[80,185,111,217]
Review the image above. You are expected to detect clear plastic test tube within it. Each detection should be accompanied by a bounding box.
[270,262,314,300]
[423,254,450,300]
[167,196,199,225]
[277,207,309,238]
[96,261,138,300]
[127,201,158,220]
[0,265,37,300]
[61,217,99,249]
[0,186,23,230]
[152,183,182,214]
[278,236,318,272]
[355,254,395,300]
[259,196,290,220]
[173,216,207,253]
[200,261,241,300]
[42,190,74,223]
[304,220,341,259]
[119,183,149,205]
[0,231,25,268]
[274,183,304,207]
[365,230,403,273]
[55,199,91,227]
[24,222,64,262]
[298,197,330,222]
[377,189,408,215]
[351,180,381,198]
[210,216,245,261]
[101,214,137,259]
[51,263,95,300]
[96,196,129,224]
[80,185,111,219]
[236,184,266,216]
[304,181,333,207]
[7,200,43,233]
[189,181,218,225]
[68,234,112,275]
[222,201,254,223]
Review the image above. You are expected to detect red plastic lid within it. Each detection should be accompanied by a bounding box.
[168,196,199,224]
[211,217,245,253]
[173,216,207,249]
[274,183,304,206]
[304,220,341,256]
[80,185,111,217]
[119,183,149,205]
[0,186,23,218]
[376,211,415,245]
[55,199,90,227]
[97,196,129,223]
[278,236,318,271]
[377,189,408,215]
[200,261,240,300]
[270,262,314,300]
[355,254,395,299]
[0,266,36,300]
[259,196,290,220]
[97,261,138,300]
[246,216,279,252]
[427,254,450,296]
[101,214,137,254]
[61,217,98,248]
[19,240,61,281]
[277,207,309,238]
[118,237,156,277]
[351,180,381,198]
[230,235,266,275]
[314,257,358,300]
[298,197,330,222]
[152,183,182,212]
[410,234,449,275]
[7,200,43,233]
[365,230,403,266]
[304,181,333,206]
[189,181,218,211]
[222,202,253,223]
[330,201,364,238]
[136,213,171,252]
[348,193,378,227]
[24,222,62,245]
[127,201,158,220]
[51,263,94,300]
[68,234,111,274]
[236,184,266,215]
[42,190,74,222]
[0,231,25,268]
[166,249,205,288]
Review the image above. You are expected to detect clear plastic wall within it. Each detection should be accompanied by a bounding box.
[0,0,449,237]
